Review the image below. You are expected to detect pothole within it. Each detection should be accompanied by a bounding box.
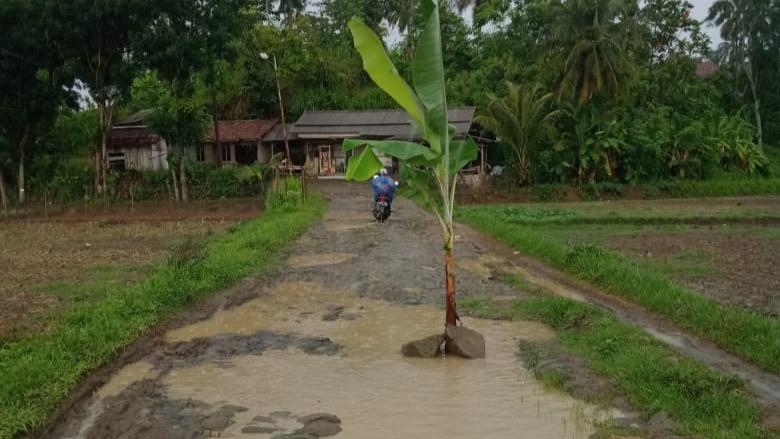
[288,253,355,269]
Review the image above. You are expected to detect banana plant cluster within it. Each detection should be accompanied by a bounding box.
[343,0,478,327]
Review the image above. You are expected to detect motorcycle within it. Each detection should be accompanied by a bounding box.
[374,194,391,223]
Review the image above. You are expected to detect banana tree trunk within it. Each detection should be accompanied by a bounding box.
[444,229,458,327]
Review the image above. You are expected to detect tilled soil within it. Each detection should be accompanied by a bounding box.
[36,181,779,438]
[603,228,780,316]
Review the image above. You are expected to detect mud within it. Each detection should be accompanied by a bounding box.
[603,228,780,316]
[155,331,342,368]
[39,181,778,439]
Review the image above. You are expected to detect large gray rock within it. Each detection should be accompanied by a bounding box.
[296,413,342,437]
[401,334,445,358]
[445,325,486,359]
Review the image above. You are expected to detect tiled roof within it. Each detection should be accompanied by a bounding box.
[204,119,278,143]
[696,62,719,78]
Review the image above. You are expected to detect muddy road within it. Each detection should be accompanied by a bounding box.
[39,181,776,438]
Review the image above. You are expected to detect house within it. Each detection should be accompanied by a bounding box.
[200,119,278,165]
[107,111,284,171]
[106,110,169,171]
[289,107,483,177]
[261,123,301,164]
[696,61,720,78]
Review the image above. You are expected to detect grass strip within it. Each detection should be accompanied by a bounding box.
[478,296,772,439]
[0,195,325,439]
[457,207,780,373]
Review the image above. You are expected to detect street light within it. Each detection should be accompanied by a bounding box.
[260,52,293,176]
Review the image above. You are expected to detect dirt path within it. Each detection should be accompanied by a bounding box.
[37,181,778,438]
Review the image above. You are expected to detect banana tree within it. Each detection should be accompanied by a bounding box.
[343,0,478,328]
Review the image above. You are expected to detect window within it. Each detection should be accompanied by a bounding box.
[196,145,206,162]
[222,145,232,162]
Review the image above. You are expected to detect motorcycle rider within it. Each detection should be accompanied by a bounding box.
[371,168,397,213]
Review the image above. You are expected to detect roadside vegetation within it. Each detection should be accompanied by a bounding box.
[0,190,324,439]
[460,295,773,439]
[457,203,780,373]
[3,0,780,211]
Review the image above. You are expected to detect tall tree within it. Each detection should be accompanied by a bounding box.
[708,0,778,145]
[51,0,154,195]
[0,0,74,204]
[134,0,254,201]
[547,0,640,103]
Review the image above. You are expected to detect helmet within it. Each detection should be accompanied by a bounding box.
[379,168,388,175]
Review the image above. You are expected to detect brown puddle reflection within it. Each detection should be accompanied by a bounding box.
[161,282,615,438]
[96,362,157,399]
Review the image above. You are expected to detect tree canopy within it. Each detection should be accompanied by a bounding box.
[1,0,778,205]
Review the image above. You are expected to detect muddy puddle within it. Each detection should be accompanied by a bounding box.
[74,281,620,439]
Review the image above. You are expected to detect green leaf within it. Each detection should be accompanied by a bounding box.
[412,0,448,152]
[343,138,438,163]
[345,146,384,181]
[449,138,479,173]
[400,163,441,213]
[348,18,423,125]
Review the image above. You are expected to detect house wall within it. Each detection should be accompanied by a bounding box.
[258,143,271,163]
[107,139,169,171]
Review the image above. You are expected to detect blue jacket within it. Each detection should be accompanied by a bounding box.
[371,175,396,200]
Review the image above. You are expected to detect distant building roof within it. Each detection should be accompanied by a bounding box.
[114,109,155,127]
[107,126,159,149]
[696,62,720,78]
[263,123,298,142]
[290,107,477,140]
[204,119,278,143]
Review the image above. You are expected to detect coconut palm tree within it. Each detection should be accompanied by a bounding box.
[475,82,559,184]
[548,0,639,103]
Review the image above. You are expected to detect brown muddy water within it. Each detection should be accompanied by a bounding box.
[71,280,618,439]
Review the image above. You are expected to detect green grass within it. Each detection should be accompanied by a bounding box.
[457,206,780,373]
[0,195,325,439]
[641,250,718,280]
[509,297,771,439]
[35,264,145,303]
[475,203,780,226]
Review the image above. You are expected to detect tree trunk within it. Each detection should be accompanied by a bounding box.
[444,230,458,327]
[98,102,113,194]
[17,151,26,204]
[179,147,189,203]
[171,168,180,202]
[743,64,762,146]
[0,165,8,211]
[17,126,29,204]
[211,75,223,166]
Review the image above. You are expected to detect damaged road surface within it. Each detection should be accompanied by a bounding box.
[46,182,631,439]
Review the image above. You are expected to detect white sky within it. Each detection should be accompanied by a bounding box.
[384,0,723,48]
[688,0,723,45]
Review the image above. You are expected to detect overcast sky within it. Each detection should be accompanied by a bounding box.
[384,0,724,48]
[688,0,722,45]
